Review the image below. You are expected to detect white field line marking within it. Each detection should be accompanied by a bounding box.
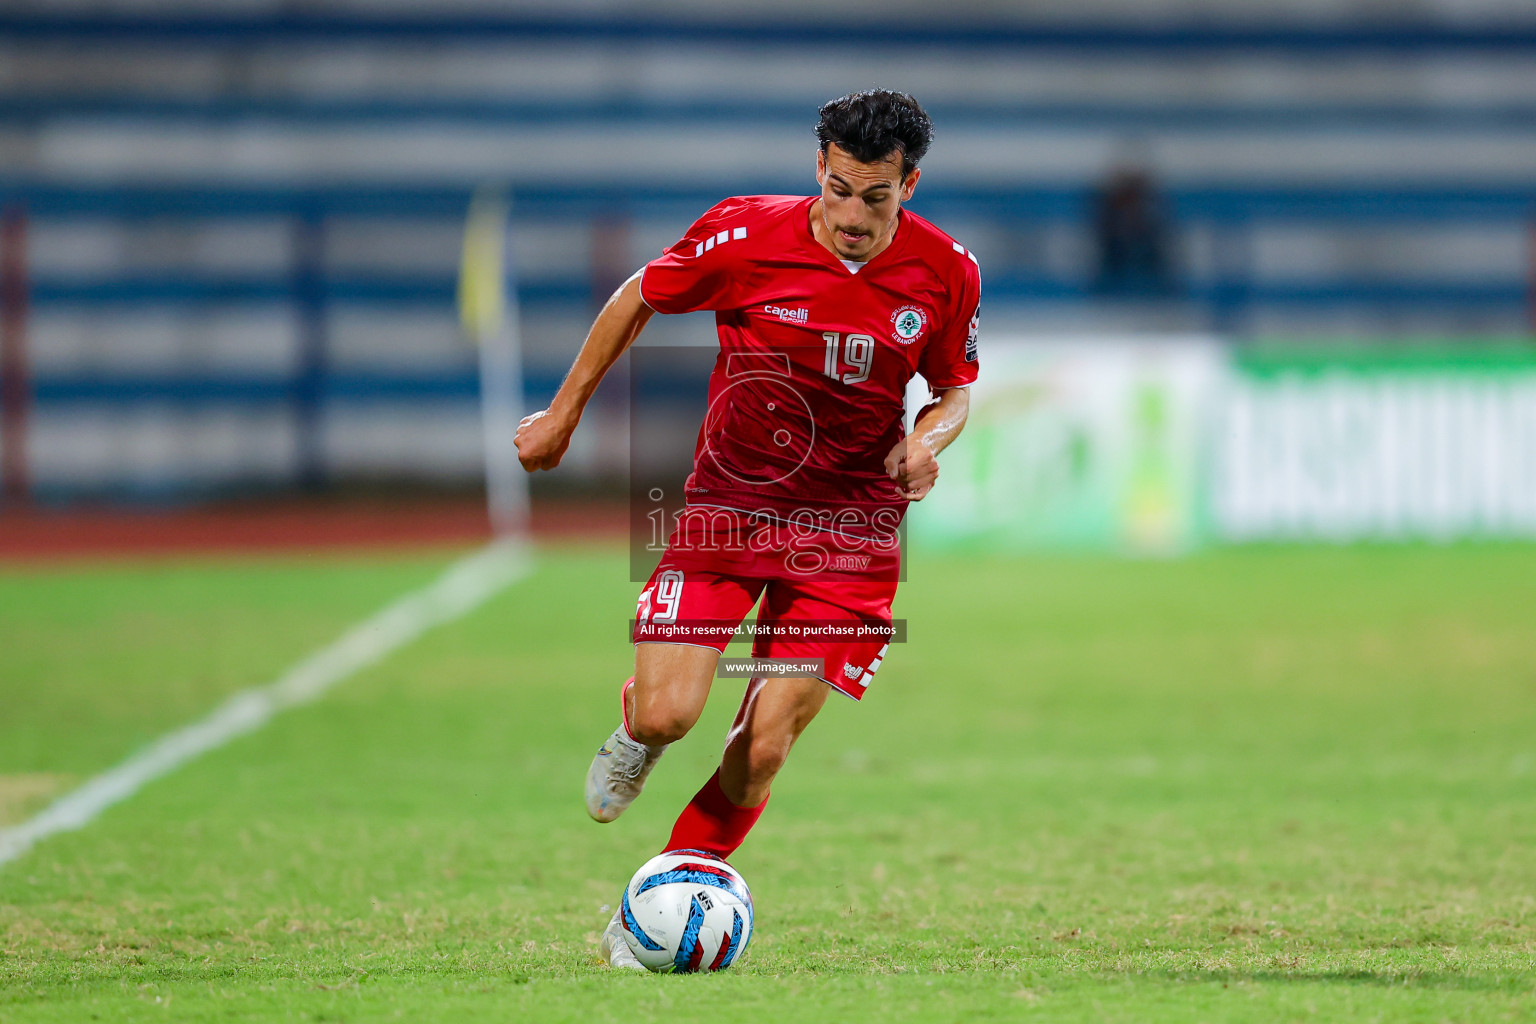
[0,540,532,869]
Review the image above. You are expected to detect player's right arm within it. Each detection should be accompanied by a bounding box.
[514,270,652,472]
[516,198,749,472]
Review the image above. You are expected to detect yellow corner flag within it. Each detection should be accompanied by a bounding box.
[458,187,508,344]
[458,184,527,537]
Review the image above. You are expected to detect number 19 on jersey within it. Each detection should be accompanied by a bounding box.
[823,332,873,386]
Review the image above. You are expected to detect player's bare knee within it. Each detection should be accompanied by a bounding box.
[630,645,716,745]
[629,702,697,746]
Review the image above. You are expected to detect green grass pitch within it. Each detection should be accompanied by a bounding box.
[1,543,1533,1022]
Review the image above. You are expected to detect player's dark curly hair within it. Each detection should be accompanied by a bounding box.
[815,90,933,179]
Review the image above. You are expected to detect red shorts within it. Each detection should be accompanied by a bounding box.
[631,506,900,700]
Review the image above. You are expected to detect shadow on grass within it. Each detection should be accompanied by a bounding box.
[1162,969,1529,993]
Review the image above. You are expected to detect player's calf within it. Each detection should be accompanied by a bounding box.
[718,675,830,806]
[719,729,795,808]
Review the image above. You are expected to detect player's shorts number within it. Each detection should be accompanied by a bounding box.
[637,569,685,626]
[823,332,873,386]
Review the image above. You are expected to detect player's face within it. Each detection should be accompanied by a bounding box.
[815,143,920,261]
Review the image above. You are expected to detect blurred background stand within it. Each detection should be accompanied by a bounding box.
[1,205,28,508]
[0,2,1534,553]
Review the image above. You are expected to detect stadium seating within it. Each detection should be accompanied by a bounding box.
[1,6,1533,496]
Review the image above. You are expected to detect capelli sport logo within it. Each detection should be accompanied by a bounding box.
[890,305,928,344]
[764,304,809,323]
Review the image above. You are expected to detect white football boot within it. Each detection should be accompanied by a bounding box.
[585,679,667,823]
[599,907,646,970]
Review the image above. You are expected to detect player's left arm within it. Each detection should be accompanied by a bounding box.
[885,386,969,501]
[889,243,981,501]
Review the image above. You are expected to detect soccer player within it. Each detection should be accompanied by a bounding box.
[513,89,979,969]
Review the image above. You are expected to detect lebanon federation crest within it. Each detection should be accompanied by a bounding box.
[890,305,928,344]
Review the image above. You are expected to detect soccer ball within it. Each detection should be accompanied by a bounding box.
[619,849,754,973]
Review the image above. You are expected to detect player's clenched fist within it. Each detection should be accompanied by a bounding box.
[514,408,575,471]
[885,436,940,501]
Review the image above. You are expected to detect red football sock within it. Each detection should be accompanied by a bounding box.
[664,769,768,859]
[619,676,639,742]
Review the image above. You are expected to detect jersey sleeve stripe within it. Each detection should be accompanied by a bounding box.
[950,240,980,266]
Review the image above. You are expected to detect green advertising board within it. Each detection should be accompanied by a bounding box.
[907,337,1224,555]
[909,340,1536,551]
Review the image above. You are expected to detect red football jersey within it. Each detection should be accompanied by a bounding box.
[640,194,980,536]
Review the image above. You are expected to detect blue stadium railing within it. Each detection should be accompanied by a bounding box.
[6,98,1536,133]
[2,12,1534,50]
[8,180,1530,222]
[22,273,1530,315]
